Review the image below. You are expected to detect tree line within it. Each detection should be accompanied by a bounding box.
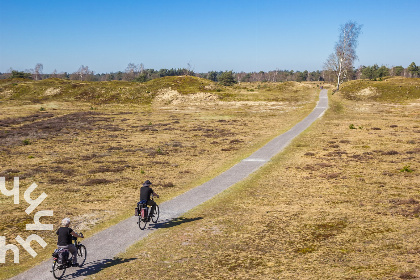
[1,62,418,86]
[0,64,323,84]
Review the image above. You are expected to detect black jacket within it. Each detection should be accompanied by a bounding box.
[140,186,154,202]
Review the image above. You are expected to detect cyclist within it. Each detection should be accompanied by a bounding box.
[56,218,84,267]
[139,180,159,220]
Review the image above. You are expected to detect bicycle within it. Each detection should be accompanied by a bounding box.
[135,197,159,230]
[51,233,87,279]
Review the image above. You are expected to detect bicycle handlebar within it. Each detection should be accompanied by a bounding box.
[72,232,84,241]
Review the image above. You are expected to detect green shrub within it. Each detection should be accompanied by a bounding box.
[400,165,413,172]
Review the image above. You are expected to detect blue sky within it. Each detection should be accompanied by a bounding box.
[0,0,419,74]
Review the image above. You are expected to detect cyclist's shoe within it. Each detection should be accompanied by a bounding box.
[72,263,79,267]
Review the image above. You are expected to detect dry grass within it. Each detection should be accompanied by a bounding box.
[87,80,419,280]
[0,78,319,278]
[0,76,215,104]
[339,77,420,102]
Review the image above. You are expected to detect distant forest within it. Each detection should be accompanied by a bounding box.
[1,62,418,84]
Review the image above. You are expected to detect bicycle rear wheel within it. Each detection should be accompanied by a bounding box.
[52,260,66,279]
[151,205,159,223]
[138,208,148,230]
[77,244,87,266]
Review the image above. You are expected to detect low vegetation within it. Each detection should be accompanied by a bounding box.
[338,77,420,102]
[1,77,419,279]
[88,77,419,280]
[0,76,319,278]
[0,76,216,104]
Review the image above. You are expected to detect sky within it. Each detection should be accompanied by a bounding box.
[0,0,419,74]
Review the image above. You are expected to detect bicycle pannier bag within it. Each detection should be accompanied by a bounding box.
[58,249,69,264]
[141,207,148,218]
[52,249,60,258]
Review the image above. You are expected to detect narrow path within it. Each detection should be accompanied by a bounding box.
[10,89,328,280]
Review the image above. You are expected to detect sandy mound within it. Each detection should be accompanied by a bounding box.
[44,87,61,96]
[356,87,378,97]
[1,90,13,98]
[153,88,290,112]
[154,88,218,105]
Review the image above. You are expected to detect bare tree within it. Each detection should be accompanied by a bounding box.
[185,62,194,76]
[324,53,340,82]
[2,68,14,79]
[76,65,91,81]
[33,63,43,80]
[124,63,138,80]
[324,21,362,90]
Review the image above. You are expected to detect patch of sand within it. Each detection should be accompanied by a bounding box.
[1,90,13,98]
[153,88,290,112]
[356,87,378,96]
[44,87,61,96]
[154,89,218,105]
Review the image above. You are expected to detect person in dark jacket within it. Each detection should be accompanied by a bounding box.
[139,180,159,219]
[56,218,83,267]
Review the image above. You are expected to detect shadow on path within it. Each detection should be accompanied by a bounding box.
[150,217,203,229]
[61,257,136,279]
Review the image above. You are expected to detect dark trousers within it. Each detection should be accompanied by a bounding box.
[147,200,157,216]
[58,244,77,264]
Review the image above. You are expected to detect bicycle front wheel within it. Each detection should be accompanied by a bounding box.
[77,244,87,266]
[151,205,159,223]
[52,260,66,279]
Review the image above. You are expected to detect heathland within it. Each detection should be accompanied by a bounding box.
[0,76,419,279]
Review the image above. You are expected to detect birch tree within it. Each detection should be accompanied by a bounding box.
[75,65,91,80]
[33,63,43,80]
[124,63,138,80]
[324,21,362,90]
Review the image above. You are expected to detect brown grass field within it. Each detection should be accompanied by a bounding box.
[0,77,318,278]
[88,77,419,280]
[0,77,419,279]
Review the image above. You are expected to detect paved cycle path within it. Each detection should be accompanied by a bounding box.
[10,89,328,280]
